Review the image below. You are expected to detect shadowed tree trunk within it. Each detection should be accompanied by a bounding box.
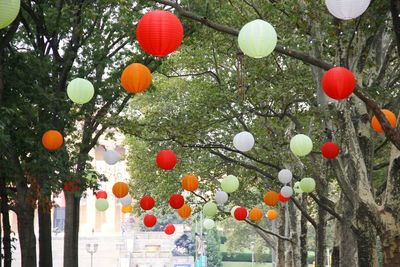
[16,204,36,267]
[300,212,308,267]
[38,198,53,267]
[0,179,12,267]
[63,193,80,267]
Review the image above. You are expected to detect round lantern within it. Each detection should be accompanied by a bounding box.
[234,207,248,221]
[67,78,94,104]
[143,214,157,228]
[230,206,239,217]
[136,10,184,57]
[371,109,397,133]
[266,209,278,220]
[280,186,293,198]
[178,204,192,219]
[64,181,79,193]
[96,191,107,199]
[300,178,316,193]
[249,208,263,221]
[140,195,155,210]
[42,130,63,151]
[203,219,215,230]
[119,195,132,206]
[221,175,239,193]
[156,150,177,170]
[112,182,129,198]
[0,0,20,29]
[233,131,255,152]
[215,191,229,205]
[325,0,371,20]
[293,181,303,194]
[122,205,133,213]
[290,134,313,157]
[182,175,199,192]
[169,194,184,209]
[238,19,277,58]
[278,192,290,202]
[278,169,292,184]
[322,67,356,100]
[121,63,152,93]
[95,199,109,212]
[104,150,120,165]
[321,142,340,159]
[203,202,218,218]
[164,224,175,235]
[263,191,279,207]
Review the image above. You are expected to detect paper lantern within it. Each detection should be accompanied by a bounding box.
[42,130,63,151]
[321,142,340,159]
[140,195,155,210]
[112,182,129,198]
[233,131,255,152]
[278,169,292,184]
[169,194,184,209]
[121,205,133,213]
[156,150,177,170]
[293,182,303,194]
[96,191,107,199]
[178,204,192,219]
[182,175,199,192]
[290,134,313,157]
[67,78,94,104]
[230,206,239,217]
[121,63,152,93]
[300,178,316,193]
[203,202,218,218]
[266,209,278,220]
[371,109,397,133]
[143,214,157,228]
[136,10,184,57]
[325,0,370,20]
[119,195,132,206]
[215,191,229,205]
[278,192,290,202]
[0,0,20,29]
[263,191,279,207]
[64,181,79,193]
[322,67,356,100]
[104,150,120,165]
[280,186,293,198]
[95,199,109,212]
[238,19,277,58]
[221,175,239,193]
[234,207,248,221]
[164,224,175,235]
[249,208,263,221]
[203,219,215,230]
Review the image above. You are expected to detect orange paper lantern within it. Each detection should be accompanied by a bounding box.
[42,130,63,151]
[371,109,397,133]
[112,182,129,198]
[177,204,192,219]
[263,191,279,207]
[266,209,278,220]
[249,208,263,221]
[121,63,152,93]
[121,205,133,213]
[182,175,199,192]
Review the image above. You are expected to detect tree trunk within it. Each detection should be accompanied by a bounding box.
[38,200,53,267]
[63,193,80,267]
[338,195,358,267]
[276,205,286,267]
[380,231,400,267]
[315,207,327,267]
[0,179,12,267]
[356,217,378,267]
[288,201,301,267]
[300,212,308,267]
[17,205,37,267]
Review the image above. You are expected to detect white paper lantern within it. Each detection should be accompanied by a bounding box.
[119,195,132,206]
[233,131,255,152]
[290,134,313,157]
[104,150,120,165]
[230,206,239,217]
[203,219,215,230]
[0,0,20,29]
[215,191,229,205]
[325,0,370,20]
[280,186,293,198]
[278,169,292,184]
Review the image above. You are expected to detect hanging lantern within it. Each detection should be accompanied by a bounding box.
[290,134,313,157]
[64,181,79,193]
[280,186,293,198]
[182,175,199,192]
[203,202,218,218]
[234,207,248,221]
[266,209,278,220]
[42,130,63,151]
[322,67,356,100]
[136,10,184,57]
[300,178,316,193]
[156,150,177,170]
[371,109,397,133]
[221,175,239,193]
[215,191,229,205]
[178,204,192,219]
[95,199,109,212]
[112,182,129,198]
[203,219,215,230]
[140,195,155,210]
[119,195,132,206]
[293,182,303,194]
[67,78,94,104]
[169,194,184,209]
[104,150,120,165]
[96,191,107,199]
[121,63,152,93]
[263,191,279,207]
[233,131,255,152]
[325,0,371,20]
[143,214,157,228]
[231,206,239,217]
[164,224,175,235]
[121,205,133,214]
[278,192,290,202]
[238,19,277,58]
[321,142,340,159]
[0,0,20,29]
[249,208,263,221]
[278,169,292,184]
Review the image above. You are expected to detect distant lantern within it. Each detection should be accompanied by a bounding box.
[278,169,293,184]
[169,194,184,209]
[112,182,129,198]
[263,191,279,207]
[164,224,175,235]
[293,181,303,194]
[266,209,278,220]
[143,214,157,228]
[121,205,133,214]
[0,0,20,29]
[136,10,184,57]
[203,202,218,218]
[300,178,316,193]
[215,191,229,205]
[238,19,277,58]
[67,78,94,104]
[95,199,109,212]
[249,208,263,222]
[280,186,293,198]
[371,109,397,133]
[325,0,371,20]
[42,130,63,151]
[234,207,248,221]
[182,175,199,192]
[104,150,120,165]
[119,195,132,206]
[278,192,290,202]
[121,63,152,93]
[156,150,177,170]
[221,175,239,193]
[322,67,356,100]
[178,204,192,219]
[233,131,255,152]
[321,142,340,159]
[140,195,155,210]
[290,134,313,157]
[96,191,107,199]
[203,219,215,230]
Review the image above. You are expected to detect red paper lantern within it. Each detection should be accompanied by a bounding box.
[278,192,290,202]
[140,195,155,210]
[169,194,184,209]
[143,214,157,228]
[164,224,175,235]
[234,207,248,221]
[64,181,79,193]
[156,150,177,170]
[322,67,356,100]
[136,10,184,57]
[321,142,340,159]
[96,191,107,199]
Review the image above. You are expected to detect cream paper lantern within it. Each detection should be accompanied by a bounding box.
[290,134,313,157]
[203,219,215,230]
[95,198,109,212]
[280,186,293,198]
[203,202,218,218]
[300,178,316,193]
[221,175,239,193]
[215,191,229,205]
[0,0,20,29]
[325,0,370,20]
[119,195,132,206]
[278,169,292,184]
[233,131,255,152]
[67,78,94,104]
[104,150,120,165]
[238,19,277,58]
[293,181,303,194]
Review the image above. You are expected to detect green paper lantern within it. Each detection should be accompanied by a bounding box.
[230,206,239,217]
[290,134,313,156]
[67,78,94,104]
[221,175,239,193]
[238,19,277,58]
[293,181,303,194]
[203,218,215,230]
[203,202,218,218]
[95,198,109,212]
[299,178,316,193]
[0,0,20,29]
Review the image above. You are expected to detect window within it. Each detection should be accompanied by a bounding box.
[53,207,65,232]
